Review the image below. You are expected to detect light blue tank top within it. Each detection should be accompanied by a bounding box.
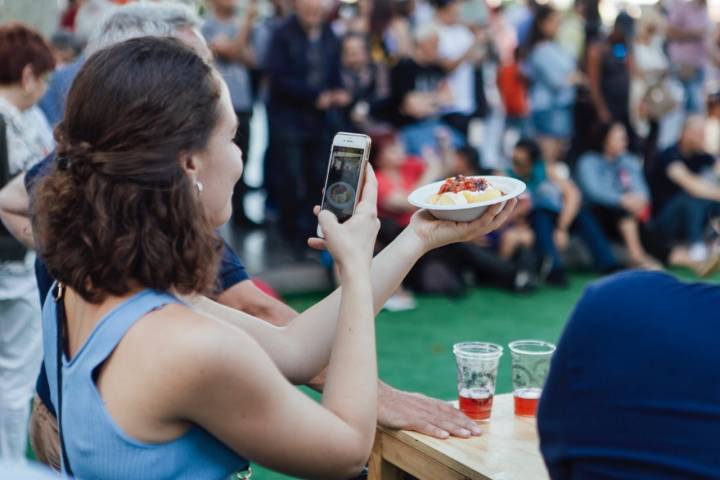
[42,287,250,479]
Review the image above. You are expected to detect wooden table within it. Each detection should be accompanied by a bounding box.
[368,394,549,480]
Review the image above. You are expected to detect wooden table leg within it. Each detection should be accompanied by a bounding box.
[368,432,404,480]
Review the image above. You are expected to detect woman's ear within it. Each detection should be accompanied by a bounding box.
[180,150,202,180]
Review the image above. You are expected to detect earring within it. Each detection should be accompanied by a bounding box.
[195,181,204,194]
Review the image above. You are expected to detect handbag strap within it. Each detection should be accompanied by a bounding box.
[55,283,75,477]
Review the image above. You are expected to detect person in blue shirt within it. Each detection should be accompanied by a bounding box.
[576,123,660,269]
[38,56,84,126]
[509,138,620,286]
[523,5,579,167]
[538,270,720,479]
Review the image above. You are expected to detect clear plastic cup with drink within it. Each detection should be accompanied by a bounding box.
[508,340,556,417]
[453,342,503,422]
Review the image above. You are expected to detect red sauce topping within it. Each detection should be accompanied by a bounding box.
[437,175,491,194]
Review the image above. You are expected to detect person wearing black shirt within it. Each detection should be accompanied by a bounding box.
[647,116,720,262]
[383,23,448,128]
[369,23,462,155]
[339,33,386,132]
[265,0,350,246]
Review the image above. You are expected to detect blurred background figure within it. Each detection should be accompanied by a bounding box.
[264,0,349,250]
[630,7,680,162]
[523,5,579,170]
[586,15,636,152]
[48,31,83,67]
[74,0,117,48]
[379,23,462,155]
[433,0,483,138]
[576,122,660,270]
[59,0,84,32]
[0,23,55,460]
[647,116,720,264]
[497,47,530,140]
[332,0,373,36]
[667,0,709,114]
[367,0,414,64]
[202,0,259,228]
[509,138,620,286]
[339,32,388,132]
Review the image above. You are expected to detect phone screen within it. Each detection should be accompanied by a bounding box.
[323,145,365,222]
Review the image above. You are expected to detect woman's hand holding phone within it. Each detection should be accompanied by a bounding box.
[309,167,380,275]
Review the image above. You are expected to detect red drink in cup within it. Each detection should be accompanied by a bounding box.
[453,342,503,422]
[513,387,542,417]
[459,387,494,421]
[508,340,556,417]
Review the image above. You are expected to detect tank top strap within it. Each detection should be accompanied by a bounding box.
[70,289,182,371]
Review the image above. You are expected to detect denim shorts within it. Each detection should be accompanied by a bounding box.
[531,107,573,139]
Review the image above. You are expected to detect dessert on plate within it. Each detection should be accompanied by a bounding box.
[428,175,504,205]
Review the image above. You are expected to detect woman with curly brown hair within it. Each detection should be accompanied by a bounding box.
[33,36,515,478]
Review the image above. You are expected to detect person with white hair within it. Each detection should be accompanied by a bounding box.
[39,0,206,126]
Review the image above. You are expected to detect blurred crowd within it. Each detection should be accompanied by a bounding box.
[5,0,720,303]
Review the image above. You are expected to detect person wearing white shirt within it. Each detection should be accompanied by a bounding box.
[0,24,55,460]
[433,0,483,136]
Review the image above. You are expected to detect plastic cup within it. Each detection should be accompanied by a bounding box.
[453,342,503,422]
[508,340,556,417]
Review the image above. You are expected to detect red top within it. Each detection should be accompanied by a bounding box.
[377,157,426,227]
[497,63,528,118]
[60,6,79,31]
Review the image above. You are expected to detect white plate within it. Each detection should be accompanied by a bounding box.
[408,176,527,222]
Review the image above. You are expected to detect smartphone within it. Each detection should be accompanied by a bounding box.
[317,132,372,238]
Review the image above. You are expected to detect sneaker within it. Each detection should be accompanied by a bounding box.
[689,242,709,263]
[513,270,535,293]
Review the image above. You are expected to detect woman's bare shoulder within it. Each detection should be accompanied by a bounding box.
[125,302,262,380]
